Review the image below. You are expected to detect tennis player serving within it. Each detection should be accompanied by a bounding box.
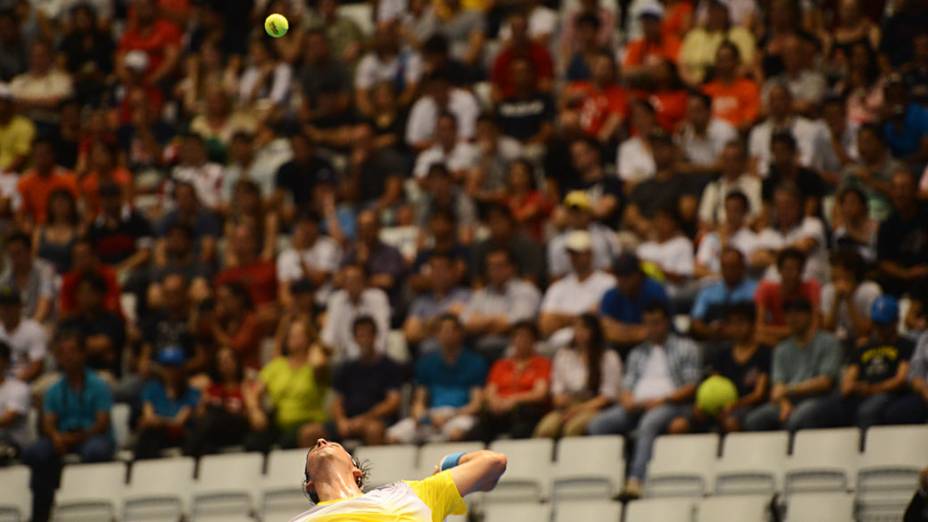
[292,438,508,521]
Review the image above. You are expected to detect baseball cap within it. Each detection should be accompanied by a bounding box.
[613,253,642,277]
[638,3,665,19]
[0,286,21,306]
[564,190,592,211]
[783,297,813,313]
[156,346,187,367]
[565,230,593,252]
[870,295,900,325]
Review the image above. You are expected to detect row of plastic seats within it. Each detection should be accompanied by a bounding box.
[355,436,625,503]
[626,492,855,522]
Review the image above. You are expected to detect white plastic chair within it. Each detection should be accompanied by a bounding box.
[697,495,771,522]
[54,462,127,521]
[262,449,310,522]
[192,453,264,520]
[858,426,928,521]
[483,503,552,522]
[417,442,484,477]
[111,404,132,451]
[624,498,695,522]
[553,499,622,522]
[714,432,789,496]
[786,492,855,522]
[486,439,555,502]
[0,466,30,522]
[124,457,195,522]
[646,434,719,498]
[553,436,624,500]
[353,445,418,488]
[785,428,860,494]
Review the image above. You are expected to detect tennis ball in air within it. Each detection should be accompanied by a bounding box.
[696,375,739,417]
[265,13,289,38]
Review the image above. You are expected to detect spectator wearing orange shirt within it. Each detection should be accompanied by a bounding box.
[117,0,182,86]
[702,41,760,131]
[479,321,551,441]
[17,138,78,228]
[214,223,278,325]
[643,59,689,132]
[79,141,133,219]
[212,282,262,371]
[567,50,629,143]
[623,5,682,84]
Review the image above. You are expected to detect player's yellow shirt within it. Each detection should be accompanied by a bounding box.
[289,470,467,522]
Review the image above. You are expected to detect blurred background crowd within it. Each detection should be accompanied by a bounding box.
[1,0,928,519]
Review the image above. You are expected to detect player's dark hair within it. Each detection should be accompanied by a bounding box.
[304,455,370,504]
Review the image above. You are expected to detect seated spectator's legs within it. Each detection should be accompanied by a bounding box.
[243,426,279,453]
[883,393,928,425]
[587,405,638,436]
[785,397,836,432]
[23,438,61,522]
[481,404,547,441]
[533,410,565,438]
[79,434,114,462]
[134,426,176,459]
[184,408,251,456]
[743,402,781,431]
[440,414,477,442]
[628,404,690,481]
[855,393,897,431]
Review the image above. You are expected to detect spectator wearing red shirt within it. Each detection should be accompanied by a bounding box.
[59,238,122,317]
[755,248,821,347]
[117,0,182,86]
[623,5,682,83]
[211,282,262,371]
[17,138,78,228]
[491,10,554,101]
[479,321,551,441]
[214,223,278,323]
[702,41,760,131]
[567,50,629,143]
[504,159,553,243]
[79,141,133,219]
[644,60,689,132]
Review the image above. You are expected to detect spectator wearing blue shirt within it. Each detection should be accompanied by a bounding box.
[134,346,201,459]
[23,329,114,522]
[690,248,758,341]
[600,253,670,347]
[883,75,928,158]
[387,314,487,444]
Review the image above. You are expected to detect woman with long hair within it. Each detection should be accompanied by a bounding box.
[835,42,884,125]
[184,347,254,456]
[33,189,81,274]
[212,282,262,372]
[533,313,622,438]
[243,318,330,451]
[504,159,552,242]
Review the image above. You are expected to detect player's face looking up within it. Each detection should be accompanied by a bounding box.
[304,439,364,502]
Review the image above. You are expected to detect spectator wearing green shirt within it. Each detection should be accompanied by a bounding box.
[744,297,843,432]
[244,318,330,451]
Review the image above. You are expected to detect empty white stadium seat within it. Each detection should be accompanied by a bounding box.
[0,466,30,522]
[858,426,928,521]
[111,404,132,449]
[417,442,484,477]
[353,445,418,488]
[124,457,195,522]
[786,492,855,522]
[54,462,127,521]
[714,432,789,496]
[646,434,718,498]
[486,439,554,502]
[785,428,860,494]
[552,500,622,522]
[193,453,264,519]
[697,495,771,522]
[624,498,695,522]
[483,503,552,522]
[553,436,624,500]
[262,449,311,522]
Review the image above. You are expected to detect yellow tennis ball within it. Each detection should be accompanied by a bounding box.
[264,13,289,38]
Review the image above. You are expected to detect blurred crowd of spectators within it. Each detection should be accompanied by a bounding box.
[2,0,928,517]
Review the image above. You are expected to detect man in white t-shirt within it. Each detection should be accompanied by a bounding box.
[539,230,616,349]
[413,113,479,180]
[755,182,828,283]
[277,211,341,306]
[820,249,882,344]
[320,265,390,363]
[169,134,226,211]
[695,191,761,279]
[0,287,45,383]
[748,83,830,177]
[406,72,480,150]
[697,141,761,228]
[678,91,738,170]
[0,341,32,455]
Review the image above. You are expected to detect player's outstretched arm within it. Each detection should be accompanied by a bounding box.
[445,450,508,497]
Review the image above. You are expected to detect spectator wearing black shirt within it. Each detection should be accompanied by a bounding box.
[564,135,623,228]
[87,182,153,273]
[762,131,826,217]
[623,131,693,239]
[829,296,915,430]
[346,121,407,212]
[494,57,554,147]
[59,4,114,106]
[138,273,204,379]
[877,168,928,297]
[669,302,770,434]
[299,28,352,116]
[326,316,402,446]
[156,181,221,266]
[471,204,546,285]
[273,132,337,222]
[58,273,126,380]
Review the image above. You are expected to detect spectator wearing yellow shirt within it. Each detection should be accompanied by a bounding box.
[679,0,755,86]
[244,318,330,451]
[0,84,36,173]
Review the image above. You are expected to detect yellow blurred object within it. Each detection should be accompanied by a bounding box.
[640,261,665,283]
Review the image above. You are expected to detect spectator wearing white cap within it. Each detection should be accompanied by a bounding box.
[547,191,620,279]
[539,230,616,349]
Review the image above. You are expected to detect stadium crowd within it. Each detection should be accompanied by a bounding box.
[1,0,928,519]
